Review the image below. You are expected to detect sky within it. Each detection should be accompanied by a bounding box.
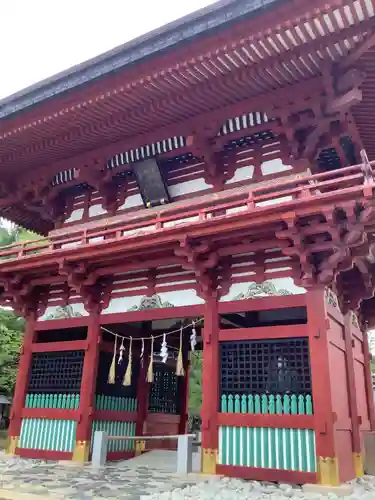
[2,2,375,353]
[0,0,217,99]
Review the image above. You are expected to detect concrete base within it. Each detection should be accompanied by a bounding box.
[302,483,354,497]
[0,490,50,500]
[57,460,86,467]
[364,431,375,475]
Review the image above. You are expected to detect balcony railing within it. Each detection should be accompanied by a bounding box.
[0,160,373,262]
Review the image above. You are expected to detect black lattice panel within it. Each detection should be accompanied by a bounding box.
[95,351,138,398]
[148,364,181,414]
[28,351,84,393]
[220,338,311,396]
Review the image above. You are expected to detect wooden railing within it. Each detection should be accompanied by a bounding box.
[0,161,373,262]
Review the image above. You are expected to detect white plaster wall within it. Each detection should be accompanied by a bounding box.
[256,195,293,207]
[226,158,292,186]
[220,277,306,302]
[38,302,88,321]
[101,295,145,314]
[122,225,157,237]
[60,241,81,249]
[163,216,200,228]
[261,158,292,175]
[101,289,204,315]
[118,193,143,210]
[65,208,84,224]
[168,178,211,197]
[89,204,107,218]
[157,290,204,306]
[226,165,254,184]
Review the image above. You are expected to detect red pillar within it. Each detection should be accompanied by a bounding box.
[362,330,375,431]
[7,314,36,455]
[178,358,190,434]
[72,309,101,462]
[344,312,364,477]
[306,287,339,485]
[135,342,150,455]
[201,295,219,474]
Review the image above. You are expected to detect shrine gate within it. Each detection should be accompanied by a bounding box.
[0,0,374,488]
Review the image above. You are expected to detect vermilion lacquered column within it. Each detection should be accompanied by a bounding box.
[72,309,101,462]
[201,295,219,474]
[362,330,375,431]
[135,342,150,454]
[343,312,363,477]
[178,358,190,434]
[7,314,36,455]
[306,287,339,486]
[344,311,364,477]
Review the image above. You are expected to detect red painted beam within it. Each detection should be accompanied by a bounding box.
[100,305,203,324]
[0,187,367,274]
[93,411,137,422]
[107,451,135,461]
[31,340,88,352]
[36,317,89,331]
[217,413,314,429]
[218,294,306,314]
[21,409,80,420]
[219,325,308,342]
[16,449,73,461]
[216,464,316,484]
[10,77,323,188]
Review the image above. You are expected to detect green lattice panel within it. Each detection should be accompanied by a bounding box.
[94,395,137,412]
[218,426,316,472]
[25,393,80,409]
[91,420,136,452]
[19,419,76,452]
[220,394,313,415]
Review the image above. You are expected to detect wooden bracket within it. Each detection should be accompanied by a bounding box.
[202,418,210,430]
[319,421,328,435]
[313,329,321,340]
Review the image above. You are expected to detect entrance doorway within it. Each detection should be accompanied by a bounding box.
[95,315,203,458]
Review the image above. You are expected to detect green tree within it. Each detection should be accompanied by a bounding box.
[189,351,202,415]
[0,309,24,395]
[0,220,35,395]
[0,225,19,246]
[0,221,39,247]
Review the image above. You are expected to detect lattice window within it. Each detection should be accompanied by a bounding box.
[220,338,311,396]
[95,351,138,398]
[148,364,181,414]
[28,351,84,393]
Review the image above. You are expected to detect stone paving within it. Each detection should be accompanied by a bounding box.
[0,451,374,499]
[0,451,214,500]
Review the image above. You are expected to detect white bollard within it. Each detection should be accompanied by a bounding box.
[92,431,108,469]
[177,434,193,474]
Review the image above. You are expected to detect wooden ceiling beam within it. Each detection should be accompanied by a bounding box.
[339,31,375,69]
[10,80,323,198]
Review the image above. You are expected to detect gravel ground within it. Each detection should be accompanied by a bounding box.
[145,476,375,500]
[0,451,373,499]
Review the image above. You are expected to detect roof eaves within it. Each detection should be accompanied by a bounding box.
[0,0,280,119]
